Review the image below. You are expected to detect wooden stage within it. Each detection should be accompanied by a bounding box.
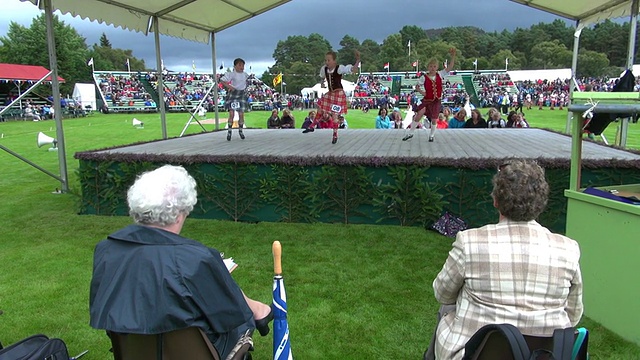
[76,128,640,231]
[92,128,640,162]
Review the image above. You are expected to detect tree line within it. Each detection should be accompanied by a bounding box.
[0,15,638,95]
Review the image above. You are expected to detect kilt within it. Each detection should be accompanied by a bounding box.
[415,98,441,122]
[317,89,348,115]
[225,90,248,112]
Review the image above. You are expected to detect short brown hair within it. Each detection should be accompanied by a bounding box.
[325,51,337,60]
[491,159,549,221]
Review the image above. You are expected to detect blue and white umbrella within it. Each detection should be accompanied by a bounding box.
[272,241,293,360]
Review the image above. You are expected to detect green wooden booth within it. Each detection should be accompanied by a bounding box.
[566,92,640,345]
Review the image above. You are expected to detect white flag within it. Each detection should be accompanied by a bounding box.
[473,58,478,66]
[407,40,411,48]
[87,57,94,66]
[505,58,509,66]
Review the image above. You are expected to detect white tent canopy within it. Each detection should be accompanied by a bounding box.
[72,83,96,110]
[509,0,640,30]
[507,69,573,82]
[20,0,293,43]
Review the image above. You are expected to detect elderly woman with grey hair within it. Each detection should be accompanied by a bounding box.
[89,165,273,359]
[424,159,583,360]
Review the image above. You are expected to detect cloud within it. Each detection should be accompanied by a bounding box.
[2,0,564,76]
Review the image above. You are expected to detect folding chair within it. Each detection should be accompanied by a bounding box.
[108,327,253,360]
[466,325,588,360]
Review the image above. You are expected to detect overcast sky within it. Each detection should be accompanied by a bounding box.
[1,0,565,75]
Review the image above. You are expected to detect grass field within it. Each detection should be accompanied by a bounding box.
[0,108,639,359]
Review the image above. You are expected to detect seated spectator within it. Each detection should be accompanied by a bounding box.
[487,108,506,128]
[465,109,487,128]
[424,159,583,360]
[448,109,466,128]
[436,113,449,129]
[267,109,280,129]
[389,108,403,129]
[89,165,274,359]
[393,112,404,129]
[280,109,295,129]
[375,108,392,129]
[338,114,348,129]
[506,111,530,128]
[302,110,316,129]
[24,104,41,121]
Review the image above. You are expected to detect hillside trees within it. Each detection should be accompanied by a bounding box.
[0,16,145,94]
[0,14,90,93]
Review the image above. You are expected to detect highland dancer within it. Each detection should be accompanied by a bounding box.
[302,50,360,144]
[220,58,250,141]
[403,48,456,142]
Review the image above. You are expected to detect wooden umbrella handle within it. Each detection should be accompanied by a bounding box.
[273,241,282,275]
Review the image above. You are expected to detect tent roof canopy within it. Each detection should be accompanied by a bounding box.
[510,0,638,29]
[22,0,292,43]
[0,63,64,82]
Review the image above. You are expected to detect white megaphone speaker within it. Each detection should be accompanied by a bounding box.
[132,118,144,128]
[37,132,58,151]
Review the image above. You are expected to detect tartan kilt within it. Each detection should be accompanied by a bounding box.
[317,89,348,115]
[225,90,248,112]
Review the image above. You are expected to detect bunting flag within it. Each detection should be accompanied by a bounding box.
[383,62,389,70]
[273,73,283,87]
[219,62,224,70]
[87,57,94,67]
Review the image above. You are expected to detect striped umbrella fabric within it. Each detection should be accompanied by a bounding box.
[272,241,292,360]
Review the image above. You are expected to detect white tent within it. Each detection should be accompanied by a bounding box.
[507,69,572,82]
[72,83,96,111]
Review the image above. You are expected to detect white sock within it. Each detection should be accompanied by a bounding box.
[430,123,436,138]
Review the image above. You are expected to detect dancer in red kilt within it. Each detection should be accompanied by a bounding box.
[303,50,360,144]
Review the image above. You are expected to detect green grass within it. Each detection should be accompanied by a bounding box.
[0,109,639,359]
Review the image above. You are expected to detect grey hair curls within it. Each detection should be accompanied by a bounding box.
[127,165,197,226]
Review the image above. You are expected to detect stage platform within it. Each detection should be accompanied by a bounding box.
[75,129,640,232]
[87,128,640,161]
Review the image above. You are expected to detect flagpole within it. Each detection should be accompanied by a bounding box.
[126,58,130,73]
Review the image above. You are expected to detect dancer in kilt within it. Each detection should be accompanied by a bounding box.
[220,58,250,141]
[302,51,360,144]
[403,48,456,143]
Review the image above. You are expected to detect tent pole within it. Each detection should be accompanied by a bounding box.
[619,0,640,147]
[153,16,168,140]
[566,20,581,134]
[44,0,69,192]
[211,31,220,131]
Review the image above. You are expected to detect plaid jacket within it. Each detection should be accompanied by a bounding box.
[433,219,583,360]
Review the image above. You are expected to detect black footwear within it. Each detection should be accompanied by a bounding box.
[332,135,338,144]
[226,131,232,141]
[429,136,434,142]
[302,128,314,133]
[402,134,414,141]
[255,308,274,337]
[239,130,245,140]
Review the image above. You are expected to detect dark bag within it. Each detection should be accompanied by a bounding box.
[0,334,70,360]
[463,324,587,360]
[431,211,467,238]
